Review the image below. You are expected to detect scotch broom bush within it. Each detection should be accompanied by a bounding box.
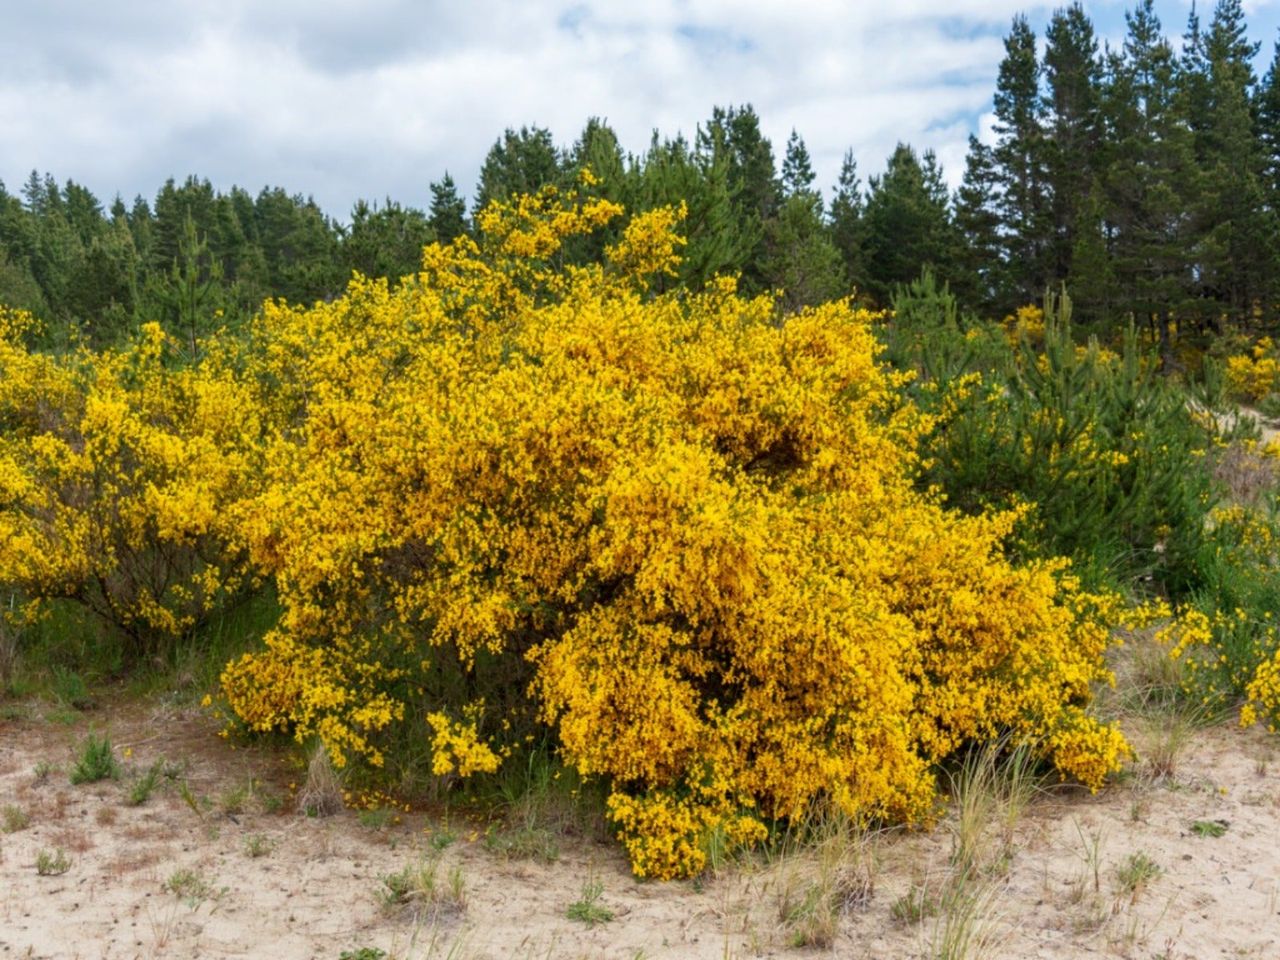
[0,309,261,661]
[214,186,1131,878]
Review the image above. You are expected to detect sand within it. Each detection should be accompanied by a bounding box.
[2,701,1279,960]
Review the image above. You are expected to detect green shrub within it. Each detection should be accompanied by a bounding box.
[895,288,1214,593]
[69,733,121,785]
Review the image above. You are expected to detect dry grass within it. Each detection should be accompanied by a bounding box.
[947,741,1043,878]
[0,618,17,690]
[1213,440,1278,507]
[775,808,877,948]
[104,848,165,879]
[1104,627,1212,784]
[297,742,345,818]
[1,803,30,833]
[1134,707,1209,782]
[50,824,94,854]
[1106,629,1188,719]
[928,869,1006,960]
[379,855,468,922]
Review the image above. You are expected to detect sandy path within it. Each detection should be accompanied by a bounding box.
[2,703,1279,959]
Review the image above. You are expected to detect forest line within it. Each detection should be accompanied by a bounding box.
[2,0,1279,357]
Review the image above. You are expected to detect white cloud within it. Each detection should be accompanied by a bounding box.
[1,1,1277,215]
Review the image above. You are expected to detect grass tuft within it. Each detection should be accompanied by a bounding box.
[124,758,170,806]
[35,848,71,876]
[565,878,614,927]
[929,869,1004,960]
[69,732,120,784]
[379,856,466,919]
[776,808,877,947]
[297,741,345,817]
[483,823,560,863]
[947,740,1043,877]
[2,804,30,833]
[244,833,274,858]
[164,868,222,907]
[1190,819,1228,838]
[1115,851,1161,900]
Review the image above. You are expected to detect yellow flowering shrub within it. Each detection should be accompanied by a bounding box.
[216,189,1131,878]
[1005,304,1045,348]
[1223,337,1280,402]
[1243,653,1280,731]
[0,314,261,658]
[1156,504,1280,731]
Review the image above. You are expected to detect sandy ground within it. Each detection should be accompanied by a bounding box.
[2,700,1280,960]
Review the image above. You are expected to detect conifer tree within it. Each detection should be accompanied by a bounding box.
[563,118,630,265]
[1043,3,1103,287]
[637,132,745,290]
[1196,0,1272,325]
[781,129,817,197]
[341,199,434,284]
[953,136,1003,313]
[992,15,1051,308]
[862,144,956,304]
[428,173,468,244]
[1102,0,1196,354]
[827,150,866,296]
[475,126,562,209]
[1257,38,1280,203]
[765,131,844,309]
[697,105,780,293]
[1067,179,1117,325]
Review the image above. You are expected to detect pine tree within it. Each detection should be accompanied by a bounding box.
[1257,39,1280,202]
[781,130,817,197]
[0,182,47,318]
[567,118,628,191]
[19,173,85,326]
[254,187,341,304]
[341,198,434,284]
[145,212,227,358]
[1067,179,1117,325]
[862,143,956,304]
[827,150,866,296]
[70,216,140,346]
[1179,3,1212,151]
[952,136,1003,313]
[1042,3,1103,287]
[564,119,629,265]
[992,15,1051,308]
[764,131,843,309]
[763,194,846,310]
[428,173,468,244]
[1195,0,1272,326]
[1102,0,1197,354]
[127,195,155,270]
[475,126,562,210]
[637,132,745,290]
[696,105,780,293]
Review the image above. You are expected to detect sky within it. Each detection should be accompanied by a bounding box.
[2,1,1279,221]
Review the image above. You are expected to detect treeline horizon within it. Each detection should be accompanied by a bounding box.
[4,0,1280,355]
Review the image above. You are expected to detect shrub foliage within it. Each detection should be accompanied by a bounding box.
[3,189,1135,878]
[0,308,259,661]
[222,189,1128,877]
